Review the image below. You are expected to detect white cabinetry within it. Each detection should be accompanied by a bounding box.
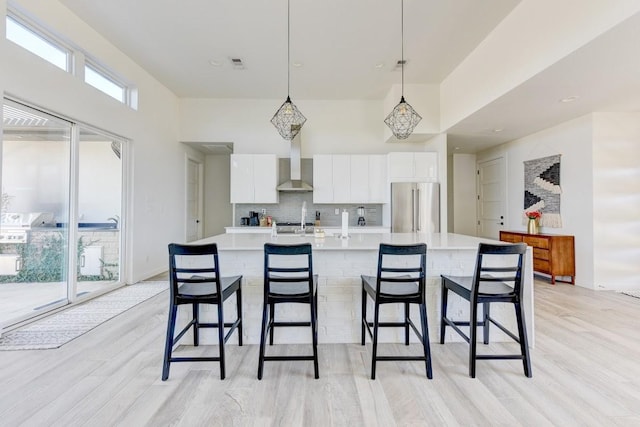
[368,155,388,203]
[387,152,437,182]
[313,155,387,203]
[349,155,369,202]
[332,155,351,203]
[312,154,333,203]
[230,154,278,203]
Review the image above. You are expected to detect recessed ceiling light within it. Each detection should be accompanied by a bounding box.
[454,146,461,150]
[374,62,385,69]
[493,128,504,133]
[292,62,303,68]
[560,96,579,103]
[208,59,222,67]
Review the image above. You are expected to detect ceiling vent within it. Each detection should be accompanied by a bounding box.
[230,58,245,70]
[393,59,407,71]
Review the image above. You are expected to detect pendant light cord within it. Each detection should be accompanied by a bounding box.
[401,0,404,98]
[287,0,291,97]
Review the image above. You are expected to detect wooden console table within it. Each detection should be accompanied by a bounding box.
[500,231,575,285]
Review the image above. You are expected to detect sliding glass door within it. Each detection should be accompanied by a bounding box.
[76,128,122,297]
[0,99,124,327]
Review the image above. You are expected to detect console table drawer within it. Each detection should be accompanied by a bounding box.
[533,248,550,260]
[533,258,550,272]
[501,233,523,243]
[523,236,549,249]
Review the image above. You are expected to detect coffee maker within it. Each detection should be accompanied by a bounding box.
[357,206,366,226]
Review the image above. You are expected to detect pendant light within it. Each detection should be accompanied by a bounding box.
[271,0,306,140]
[384,0,421,140]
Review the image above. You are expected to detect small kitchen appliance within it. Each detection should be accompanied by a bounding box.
[357,206,366,226]
[249,211,259,226]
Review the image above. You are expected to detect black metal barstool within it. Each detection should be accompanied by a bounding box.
[440,242,531,378]
[361,243,432,379]
[162,243,242,380]
[258,243,319,379]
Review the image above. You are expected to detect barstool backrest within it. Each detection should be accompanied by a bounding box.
[472,243,527,298]
[168,243,222,299]
[376,243,426,298]
[264,243,314,295]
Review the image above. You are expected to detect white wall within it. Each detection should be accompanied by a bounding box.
[440,0,640,130]
[179,98,439,155]
[477,114,595,288]
[2,1,186,283]
[592,112,640,290]
[452,153,477,235]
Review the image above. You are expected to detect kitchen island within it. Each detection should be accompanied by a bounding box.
[185,232,534,346]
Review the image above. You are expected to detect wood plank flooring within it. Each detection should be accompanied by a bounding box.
[1,280,639,426]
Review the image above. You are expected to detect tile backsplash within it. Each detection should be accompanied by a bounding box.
[235,192,382,227]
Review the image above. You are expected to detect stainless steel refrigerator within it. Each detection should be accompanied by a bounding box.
[391,182,440,233]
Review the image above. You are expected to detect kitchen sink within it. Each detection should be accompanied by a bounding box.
[276,222,314,234]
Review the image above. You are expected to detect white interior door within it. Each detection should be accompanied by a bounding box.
[186,158,203,242]
[477,157,506,239]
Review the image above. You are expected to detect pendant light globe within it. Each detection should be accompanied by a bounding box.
[385,0,421,140]
[271,0,306,140]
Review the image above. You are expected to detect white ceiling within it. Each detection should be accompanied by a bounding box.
[58,0,640,153]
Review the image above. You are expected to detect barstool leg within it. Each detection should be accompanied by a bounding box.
[404,302,410,345]
[419,302,433,379]
[310,294,319,379]
[440,283,448,344]
[217,302,226,380]
[483,302,490,345]
[371,302,381,380]
[469,300,478,378]
[236,284,243,346]
[193,303,199,346]
[361,283,367,345]
[257,302,269,380]
[515,301,532,377]
[162,304,178,381]
[269,303,275,345]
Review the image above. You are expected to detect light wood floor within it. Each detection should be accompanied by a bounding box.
[1,280,639,426]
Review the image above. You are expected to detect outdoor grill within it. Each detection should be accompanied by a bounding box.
[0,212,55,275]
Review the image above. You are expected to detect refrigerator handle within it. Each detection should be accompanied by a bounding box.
[416,188,421,231]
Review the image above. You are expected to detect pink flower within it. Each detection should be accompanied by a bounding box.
[526,211,541,220]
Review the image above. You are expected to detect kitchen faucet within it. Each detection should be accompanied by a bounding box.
[301,201,307,233]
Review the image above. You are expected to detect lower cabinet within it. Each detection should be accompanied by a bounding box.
[500,231,575,285]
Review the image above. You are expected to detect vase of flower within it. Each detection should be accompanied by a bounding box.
[526,211,541,235]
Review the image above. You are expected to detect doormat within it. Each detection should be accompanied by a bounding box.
[0,281,167,350]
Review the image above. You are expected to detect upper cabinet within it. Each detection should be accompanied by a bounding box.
[313,154,387,203]
[387,152,437,182]
[230,154,278,203]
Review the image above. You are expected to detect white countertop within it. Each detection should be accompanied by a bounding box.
[196,232,499,251]
[225,226,389,234]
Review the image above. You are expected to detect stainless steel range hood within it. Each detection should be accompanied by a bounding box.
[277,131,313,192]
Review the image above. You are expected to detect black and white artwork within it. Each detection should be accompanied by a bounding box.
[524,154,562,228]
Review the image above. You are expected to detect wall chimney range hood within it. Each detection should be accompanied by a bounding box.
[277,130,313,192]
